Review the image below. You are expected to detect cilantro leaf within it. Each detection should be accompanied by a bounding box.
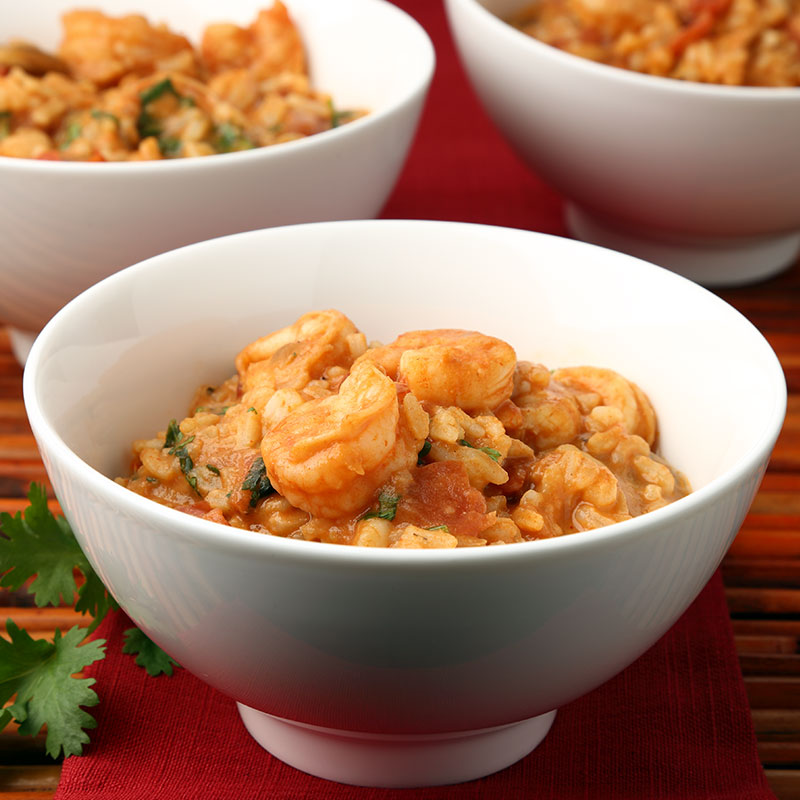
[241,456,274,507]
[164,419,198,494]
[417,439,432,465]
[1,621,105,758]
[214,122,254,153]
[90,109,119,126]
[327,98,355,128]
[0,484,86,607]
[362,491,400,521]
[458,439,502,462]
[122,627,180,677]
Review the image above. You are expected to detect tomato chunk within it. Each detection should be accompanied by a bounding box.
[395,461,490,537]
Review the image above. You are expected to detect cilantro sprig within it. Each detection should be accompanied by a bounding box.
[0,484,181,758]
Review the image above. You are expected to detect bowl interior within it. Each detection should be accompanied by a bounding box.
[0,0,432,115]
[26,221,785,508]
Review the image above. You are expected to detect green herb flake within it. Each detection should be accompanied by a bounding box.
[158,136,181,157]
[458,439,501,462]
[425,525,450,532]
[362,491,401,521]
[90,109,119,126]
[139,77,180,107]
[241,456,274,507]
[62,121,82,148]
[163,419,198,493]
[206,464,220,476]
[145,476,158,484]
[328,98,355,129]
[417,440,432,465]
[136,78,186,141]
[214,121,254,153]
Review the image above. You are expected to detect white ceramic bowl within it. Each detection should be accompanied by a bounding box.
[445,0,800,287]
[0,0,433,362]
[24,220,785,787]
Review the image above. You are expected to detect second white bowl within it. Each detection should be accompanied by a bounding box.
[0,0,434,360]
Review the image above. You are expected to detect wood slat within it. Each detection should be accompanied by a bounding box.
[767,770,800,800]
[0,765,61,791]
[723,557,800,588]
[746,677,800,710]
[727,588,800,616]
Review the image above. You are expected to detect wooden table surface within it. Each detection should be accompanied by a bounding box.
[1,257,799,799]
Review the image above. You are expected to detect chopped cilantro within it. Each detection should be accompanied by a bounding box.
[195,405,229,416]
[458,439,501,462]
[328,98,355,128]
[206,464,220,476]
[158,136,182,157]
[417,440,432,465]
[426,524,450,532]
[362,491,400,521]
[164,419,198,493]
[137,111,161,139]
[62,121,82,148]
[136,78,187,142]
[145,476,158,483]
[241,457,274,507]
[214,122,254,153]
[90,109,119,126]
[139,77,180,106]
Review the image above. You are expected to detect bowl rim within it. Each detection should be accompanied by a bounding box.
[22,219,788,570]
[0,0,435,175]
[446,0,800,101]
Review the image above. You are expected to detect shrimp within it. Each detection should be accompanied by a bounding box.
[512,361,583,450]
[551,366,657,446]
[512,444,631,538]
[59,10,199,88]
[261,360,429,518]
[235,309,366,398]
[357,329,516,412]
[201,1,305,78]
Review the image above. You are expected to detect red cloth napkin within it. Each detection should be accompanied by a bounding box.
[55,573,772,800]
[55,2,774,798]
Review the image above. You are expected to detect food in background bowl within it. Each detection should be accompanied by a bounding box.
[0,0,434,362]
[445,0,800,288]
[23,221,785,787]
[509,0,800,86]
[0,2,364,161]
[119,310,689,547]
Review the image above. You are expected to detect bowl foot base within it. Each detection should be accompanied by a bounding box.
[7,327,36,366]
[237,703,557,787]
[566,203,800,287]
